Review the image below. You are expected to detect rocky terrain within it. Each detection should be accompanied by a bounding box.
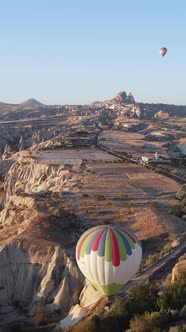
[0,91,186,156]
[0,91,185,330]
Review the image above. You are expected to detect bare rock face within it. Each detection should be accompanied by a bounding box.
[58,283,106,331]
[3,153,81,198]
[171,259,186,282]
[0,241,83,313]
[0,150,85,318]
[112,91,135,104]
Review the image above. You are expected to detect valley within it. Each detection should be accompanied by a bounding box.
[0,92,185,331]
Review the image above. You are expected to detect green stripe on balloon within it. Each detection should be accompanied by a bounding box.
[91,281,123,296]
[80,230,96,257]
[124,233,135,249]
[105,229,112,262]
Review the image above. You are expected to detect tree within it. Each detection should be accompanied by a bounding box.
[34,306,52,326]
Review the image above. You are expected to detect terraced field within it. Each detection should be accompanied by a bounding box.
[65,159,186,247]
[34,148,118,165]
[99,130,169,159]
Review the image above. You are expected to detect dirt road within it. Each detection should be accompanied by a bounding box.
[119,238,186,297]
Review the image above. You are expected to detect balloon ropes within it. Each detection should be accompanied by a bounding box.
[160,47,167,57]
[76,225,142,296]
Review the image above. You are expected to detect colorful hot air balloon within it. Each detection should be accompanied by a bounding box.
[76,225,142,296]
[160,47,167,57]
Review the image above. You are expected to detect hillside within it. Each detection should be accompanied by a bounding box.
[0,91,185,330]
[20,98,44,107]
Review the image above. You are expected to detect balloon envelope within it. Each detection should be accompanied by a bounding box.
[160,47,167,56]
[76,225,142,296]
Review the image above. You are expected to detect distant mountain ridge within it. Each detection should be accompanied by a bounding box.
[0,98,43,107]
[0,92,185,108]
[20,98,43,107]
[0,91,186,120]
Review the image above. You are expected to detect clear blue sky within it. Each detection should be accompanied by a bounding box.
[0,0,186,105]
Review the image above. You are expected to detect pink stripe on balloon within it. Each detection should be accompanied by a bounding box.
[120,229,136,243]
[124,230,137,243]
[110,229,120,267]
[92,229,105,251]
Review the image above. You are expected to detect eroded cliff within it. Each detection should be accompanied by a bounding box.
[0,240,82,313]
[0,151,85,327]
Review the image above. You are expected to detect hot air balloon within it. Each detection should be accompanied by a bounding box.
[76,225,142,296]
[160,47,167,57]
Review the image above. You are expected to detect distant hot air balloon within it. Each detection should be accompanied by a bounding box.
[76,225,142,296]
[160,47,167,57]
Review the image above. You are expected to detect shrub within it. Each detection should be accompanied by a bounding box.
[180,304,186,320]
[128,312,156,332]
[69,315,99,332]
[82,193,89,198]
[117,192,125,198]
[100,315,121,332]
[143,254,157,268]
[110,296,126,318]
[34,306,52,326]
[158,242,172,258]
[141,242,173,270]
[127,281,159,314]
[176,190,185,201]
[99,218,109,225]
[42,222,52,230]
[171,169,179,176]
[150,310,168,327]
[94,194,105,200]
[157,279,186,311]
[17,215,24,224]
[170,309,180,321]
[103,201,112,206]
[168,327,181,332]
[123,201,134,208]
[105,297,128,331]
[181,324,186,332]
[114,211,121,220]
[91,315,100,329]
[49,207,60,217]
[167,208,180,217]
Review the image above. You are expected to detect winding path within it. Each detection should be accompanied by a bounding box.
[119,238,186,297]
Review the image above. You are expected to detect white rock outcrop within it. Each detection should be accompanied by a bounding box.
[58,283,105,331]
[3,155,81,197]
[0,241,83,313]
[0,150,85,317]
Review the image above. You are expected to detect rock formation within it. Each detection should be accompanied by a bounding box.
[0,151,85,320]
[111,91,135,104]
[0,241,83,313]
[172,259,186,282]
